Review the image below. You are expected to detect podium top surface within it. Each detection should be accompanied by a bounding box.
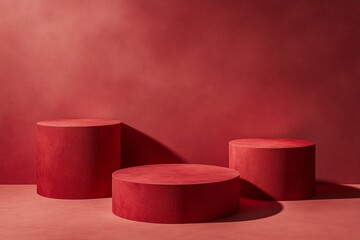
[113,164,239,185]
[37,119,121,127]
[229,138,315,149]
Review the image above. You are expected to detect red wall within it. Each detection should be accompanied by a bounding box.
[1,0,359,183]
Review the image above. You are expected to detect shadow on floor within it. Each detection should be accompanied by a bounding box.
[214,198,283,222]
[312,181,360,199]
[214,181,360,223]
[120,123,184,168]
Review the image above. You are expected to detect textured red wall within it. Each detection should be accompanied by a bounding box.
[0,0,359,183]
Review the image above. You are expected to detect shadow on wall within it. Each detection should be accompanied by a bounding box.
[120,123,185,168]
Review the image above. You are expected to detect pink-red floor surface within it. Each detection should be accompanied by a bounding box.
[1,184,359,240]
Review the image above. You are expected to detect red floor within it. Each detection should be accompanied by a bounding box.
[1,184,359,240]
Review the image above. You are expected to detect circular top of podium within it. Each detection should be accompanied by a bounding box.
[229,138,315,148]
[37,119,121,127]
[113,164,239,185]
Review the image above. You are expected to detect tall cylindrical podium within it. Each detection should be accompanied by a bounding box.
[37,119,121,199]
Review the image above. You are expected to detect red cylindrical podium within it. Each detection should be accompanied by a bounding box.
[229,138,315,200]
[112,164,240,223]
[37,119,121,199]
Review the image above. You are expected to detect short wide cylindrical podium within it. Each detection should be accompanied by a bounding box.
[229,138,315,200]
[37,119,121,199]
[112,164,240,223]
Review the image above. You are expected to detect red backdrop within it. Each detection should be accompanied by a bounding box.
[0,0,359,183]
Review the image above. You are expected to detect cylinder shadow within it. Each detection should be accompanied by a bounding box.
[120,123,185,168]
[214,198,283,222]
[213,179,282,222]
[312,181,360,199]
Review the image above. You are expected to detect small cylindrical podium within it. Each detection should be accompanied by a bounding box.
[229,138,315,200]
[112,164,240,223]
[37,119,121,199]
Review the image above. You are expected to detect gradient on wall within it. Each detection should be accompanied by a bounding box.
[0,0,359,183]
